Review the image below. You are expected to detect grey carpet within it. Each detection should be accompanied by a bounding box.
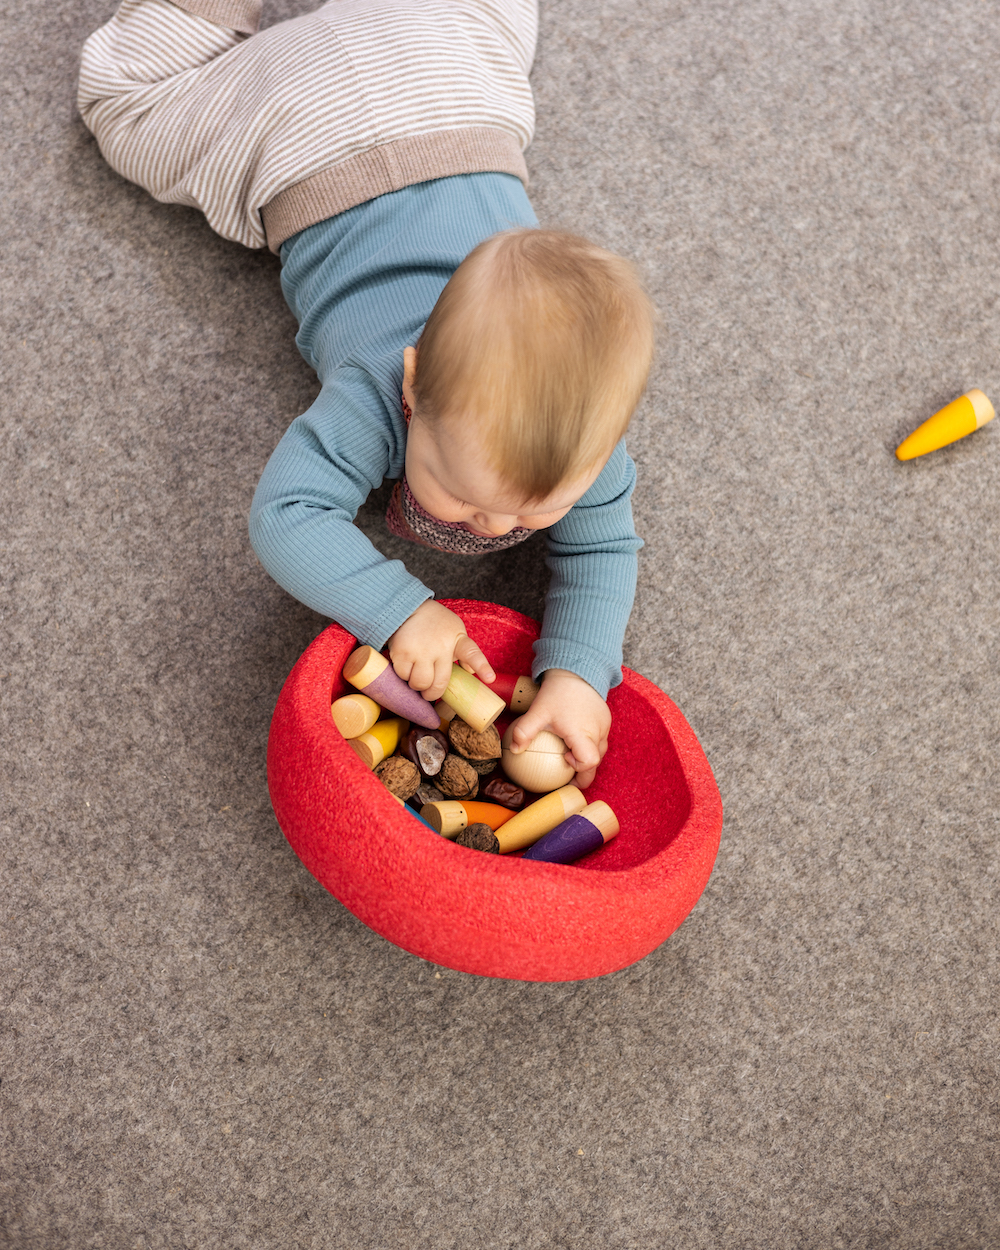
[3,0,999,1246]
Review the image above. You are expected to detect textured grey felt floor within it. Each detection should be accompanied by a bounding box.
[3,0,1000,1246]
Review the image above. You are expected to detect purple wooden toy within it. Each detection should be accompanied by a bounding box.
[521,801,620,865]
[342,646,441,730]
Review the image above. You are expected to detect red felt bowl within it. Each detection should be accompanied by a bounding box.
[267,600,723,981]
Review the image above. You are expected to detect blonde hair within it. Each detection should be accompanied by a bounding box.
[413,229,656,500]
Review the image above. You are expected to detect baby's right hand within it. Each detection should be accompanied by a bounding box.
[387,600,495,702]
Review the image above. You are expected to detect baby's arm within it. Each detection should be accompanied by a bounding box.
[511,440,642,787]
[249,370,435,648]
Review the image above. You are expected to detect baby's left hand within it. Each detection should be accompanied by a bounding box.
[506,669,610,790]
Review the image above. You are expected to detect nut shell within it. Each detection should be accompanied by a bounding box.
[448,717,502,761]
[454,822,499,853]
[437,754,480,799]
[412,782,445,808]
[465,756,500,776]
[374,755,421,801]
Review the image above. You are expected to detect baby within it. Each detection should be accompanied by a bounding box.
[78,0,655,788]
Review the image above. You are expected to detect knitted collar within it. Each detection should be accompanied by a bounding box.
[386,396,533,556]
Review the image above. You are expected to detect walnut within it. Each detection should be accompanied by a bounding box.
[436,753,480,799]
[454,822,499,853]
[448,717,502,762]
[373,755,420,801]
[465,756,500,776]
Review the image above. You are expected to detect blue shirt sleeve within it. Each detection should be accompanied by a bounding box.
[248,368,434,647]
[532,440,642,700]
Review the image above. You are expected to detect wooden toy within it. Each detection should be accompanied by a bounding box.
[346,716,408,768]
[434,699,457,725]
[495,785,586,854]
[896,389,995,460]
[420,799,516,837]
[485,672,540,713]
[343,645,441,729]
[404,802,442,834]
[331,692,381,738]
[441,665,506,733]
[500,726,576,792]
[521,801,619,864]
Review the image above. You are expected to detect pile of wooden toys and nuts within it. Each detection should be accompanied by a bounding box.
[331,645,619,864]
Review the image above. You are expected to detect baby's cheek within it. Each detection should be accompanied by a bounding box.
[408,478,462,523]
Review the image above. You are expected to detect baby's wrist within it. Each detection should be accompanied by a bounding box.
[540,668,600,696]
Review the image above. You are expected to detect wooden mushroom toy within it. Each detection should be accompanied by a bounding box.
[343,645,440,729]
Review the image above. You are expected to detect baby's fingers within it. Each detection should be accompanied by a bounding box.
[562,731,604,790]
[423,656,456,703]
[404,657,437,694]
[454,634,495,684]
[391,654,415,685]
[508,706,548,753]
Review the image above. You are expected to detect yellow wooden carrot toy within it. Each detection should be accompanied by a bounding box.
[896,389,995,460]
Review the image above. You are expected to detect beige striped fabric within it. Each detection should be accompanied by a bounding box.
[78,0,537,251]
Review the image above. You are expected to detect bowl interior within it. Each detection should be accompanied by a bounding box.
[326,621,691,875]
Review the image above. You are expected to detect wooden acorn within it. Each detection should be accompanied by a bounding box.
[494,785,586,854]
[440,666,506,734]
[343,645,440,729]
[520,801,619,864]
[346,717,409,769]
[331,692,381,739]
[500,726,576,793]
[419,799,517,838]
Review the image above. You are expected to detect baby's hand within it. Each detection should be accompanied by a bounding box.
[507,669,610,790]
[387,600,496,703]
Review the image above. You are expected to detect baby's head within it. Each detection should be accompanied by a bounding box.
[403,229,655,536]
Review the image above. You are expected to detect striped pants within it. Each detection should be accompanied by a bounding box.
[78,0,537,250]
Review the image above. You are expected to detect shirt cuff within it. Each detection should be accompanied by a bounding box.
[530,638,622,702]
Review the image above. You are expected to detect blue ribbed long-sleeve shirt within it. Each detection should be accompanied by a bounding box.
[249,173,642,699]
